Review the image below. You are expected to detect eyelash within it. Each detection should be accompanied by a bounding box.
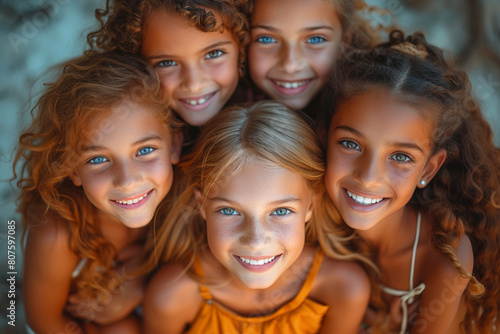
[307,36,326,44]
[86,146,156,165]
[339,140,415,164]
[256,35,276,44]
[205,49,226,59]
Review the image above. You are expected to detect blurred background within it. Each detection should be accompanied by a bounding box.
[0,0,498,332]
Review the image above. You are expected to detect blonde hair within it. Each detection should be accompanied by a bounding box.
[14,51,177,304]
[141,101,371,273]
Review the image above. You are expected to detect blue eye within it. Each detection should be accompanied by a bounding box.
[205,50,225,59]
[390,153,413,163]
[340,140,360,150]
[156,60,177,67]
[257,36,276,44]
[272,208,291,216]
[88,156,108,164]
[307,36,325,44]
[138,147,155,156]
[220,207,238,215]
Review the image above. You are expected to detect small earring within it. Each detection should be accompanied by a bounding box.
[420,180,426,186]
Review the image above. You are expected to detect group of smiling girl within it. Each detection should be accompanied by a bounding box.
[15,0,500,333]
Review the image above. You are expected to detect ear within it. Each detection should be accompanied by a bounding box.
[170,131,183,165]
[69,171,82,187]
[304,193,315,223]
[194,188,206,220]
[418,149,447,188]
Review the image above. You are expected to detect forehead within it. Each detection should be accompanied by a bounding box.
[142,9,238,54]
[252,0,340,26]
[331,89,435,150]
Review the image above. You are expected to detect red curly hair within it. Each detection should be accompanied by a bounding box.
[14,51,177,303]
[329,30,500,333]
[86,0,250,76]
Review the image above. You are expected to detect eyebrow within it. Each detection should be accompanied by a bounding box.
[334,125,424,153]
[145,41,233,60]
[208,196,302,206]
[251,24,334,32]
[83,135,163,152]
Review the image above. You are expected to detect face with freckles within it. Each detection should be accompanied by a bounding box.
[196,161,314,289]
[249,0,344,110]
[324,88,446,231]
[70,98,181,229]
[142,9,240,126]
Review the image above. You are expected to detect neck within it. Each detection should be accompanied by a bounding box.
[356,206,416,257]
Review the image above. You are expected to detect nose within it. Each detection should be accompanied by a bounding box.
[112,160,142,190]
[180,63,208,93]
[353,151,386,188]
[278,43,306,74]
[239,215,271,249]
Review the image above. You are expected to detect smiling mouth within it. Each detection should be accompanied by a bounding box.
[237,255,278,266]
[180,92,216,106]
[346,190,384,206]
[273,79,310,89]
[112,191,151,205]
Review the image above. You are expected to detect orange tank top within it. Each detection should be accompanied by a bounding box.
[186,249,329,334]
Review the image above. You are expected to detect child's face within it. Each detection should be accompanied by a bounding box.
[70,99,181,229]
[249,0,343,110]
[197,161,313,289]
[325,89,437,230]
[142,10,240,126]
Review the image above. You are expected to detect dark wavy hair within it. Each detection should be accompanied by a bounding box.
[329,30,500,333]
[86,0,250,76]
[14,51,177,304]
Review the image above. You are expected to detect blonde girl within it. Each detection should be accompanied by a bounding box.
[325,30,500,333]
[143,101,372,333]
[15,52,181,333]
[86,0,250,127]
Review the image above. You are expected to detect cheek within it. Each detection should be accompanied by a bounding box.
[310,48,339,82]
[211,61,239,94]
[158,73,178,97]
[249,48,273,80]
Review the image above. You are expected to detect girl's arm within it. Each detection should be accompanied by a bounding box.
[410,235,473,334]
[23,217,82,333]
[65,244,147,325]
[143,263,201,334]
[311,258,371,334]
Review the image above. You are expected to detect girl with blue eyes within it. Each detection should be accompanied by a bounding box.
[325,31,500,333]
[143,101,372,333]
[248,0,382,113]
[88,0,250,128]
[15,52,181,333]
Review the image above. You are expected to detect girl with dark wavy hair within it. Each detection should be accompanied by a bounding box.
[14,52,181,333]
[324,30,500,333]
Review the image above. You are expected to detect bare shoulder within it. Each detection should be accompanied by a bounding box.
[311,256,370,306]
[143,263,202,333]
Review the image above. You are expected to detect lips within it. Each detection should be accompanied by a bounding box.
[346,190,383,206]
[111,190,152,207]
[273,79,310,89]
[269,78,313,96]
[343,188,387,212]
[234,254,281,273]
[178,92,217,110]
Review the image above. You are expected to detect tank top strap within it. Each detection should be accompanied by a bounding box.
[191,257,213,301]
[292,248,325,303]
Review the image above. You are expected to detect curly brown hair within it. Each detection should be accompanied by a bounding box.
[14,51,177,303]
[329,30,500,333]
[86,0,250,76]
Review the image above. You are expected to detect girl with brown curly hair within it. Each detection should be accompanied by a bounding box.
[15,52,181,333]
[87,0,250,127]
[324,30,500,333]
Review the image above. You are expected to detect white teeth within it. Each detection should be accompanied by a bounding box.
[116,192,148,205]
[184,94,212,106]
[275,80,308,89]
[346,190,383,205]
[238,256,276,266]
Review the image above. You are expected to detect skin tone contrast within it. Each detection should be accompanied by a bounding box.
[249,0,344,110]
[142,10,240,126]
[70,98,181,229]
